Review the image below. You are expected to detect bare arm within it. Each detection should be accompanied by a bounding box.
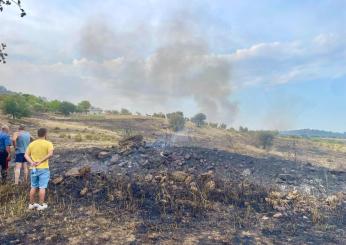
[24,148,36,166]
[12,132,18,149]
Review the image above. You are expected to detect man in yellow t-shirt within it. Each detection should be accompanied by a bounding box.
[25,128,54,211]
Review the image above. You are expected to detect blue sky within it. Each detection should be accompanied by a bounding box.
[0,0,345,131]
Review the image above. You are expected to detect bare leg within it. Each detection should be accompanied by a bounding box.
[39,188,46,204]
[29,188,37,203]
[14,163,22,185]
[23,163,28,183]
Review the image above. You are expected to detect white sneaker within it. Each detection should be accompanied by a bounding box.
[28,203,40,210]
[37,203,48,211]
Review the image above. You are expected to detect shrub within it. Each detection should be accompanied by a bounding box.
[153,112,166,118]
[74,134,83,142]
[120,108,132,115]
[209,122,218,128]
[239,126,249,132]
[191,113,207,127]
[219,123,227,129]
[166,111,185,132]
[257,131,275,149]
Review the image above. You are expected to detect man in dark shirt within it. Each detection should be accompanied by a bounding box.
[0,125,11,183]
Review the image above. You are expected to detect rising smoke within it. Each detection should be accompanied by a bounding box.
[79,14,237,124]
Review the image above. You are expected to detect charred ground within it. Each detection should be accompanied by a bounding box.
[0,114,346,244]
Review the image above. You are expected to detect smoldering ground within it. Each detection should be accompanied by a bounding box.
[78,13,238,124]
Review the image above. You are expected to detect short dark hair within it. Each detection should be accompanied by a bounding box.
[19,125,25,130]
[37,128,47,138]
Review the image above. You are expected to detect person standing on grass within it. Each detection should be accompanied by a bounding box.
[0,125,11,183]
[25,128,54,211]
[13,125,32,185]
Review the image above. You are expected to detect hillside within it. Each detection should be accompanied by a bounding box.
[281,129,346,139]
[0,113,346,244]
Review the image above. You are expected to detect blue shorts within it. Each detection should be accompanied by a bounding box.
[31,169,50,189]
[15,153,27,163]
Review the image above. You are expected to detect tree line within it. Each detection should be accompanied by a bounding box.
[0,93,91,118]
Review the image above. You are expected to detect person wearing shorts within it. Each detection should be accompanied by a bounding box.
[13,125,32,185]
[0,125,11,183]
[25,128,54,211]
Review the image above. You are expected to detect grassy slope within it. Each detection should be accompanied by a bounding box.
[1,112,345,170]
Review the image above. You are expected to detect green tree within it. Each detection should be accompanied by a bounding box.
[191,113,207,127]
[77,100,91,113]
[166,111,185,132]
[59,101,76,116]
[2,95,31,119]
[48,100,62,112]
[120,108,132,115]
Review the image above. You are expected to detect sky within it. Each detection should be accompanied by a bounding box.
[0,0,345,131]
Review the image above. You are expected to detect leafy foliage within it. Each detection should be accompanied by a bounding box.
[59,101,77,116]
[166,111,185,132]
[77,100,91,113]
[191,113,207,127]
[2,94,31,118]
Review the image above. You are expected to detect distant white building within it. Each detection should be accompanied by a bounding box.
[88,107,103,115]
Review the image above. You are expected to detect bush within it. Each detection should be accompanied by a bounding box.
[74,134,83,142]
[59,101,77,116]
[219,123,227,129]
[166,111,185,132]
[239,126,249,132]
[191,113,207,127]
[120,108,132,115]
[77,100,91,113]
[257,131,275,149]
[209,122,218,128]
[153,112,166,118]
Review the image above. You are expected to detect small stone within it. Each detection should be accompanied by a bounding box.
[65,167,80,177]
[98,151,111,159]
[52,176,64,185]
[262,216,269,220]
[80,187,88,196]
[79,166,91,176]
[110,154,120,163]
[95,217,110,226]
[99,232,111,241]
[273,212,283,218]
[242,168,251,177]
[184,154,191,160]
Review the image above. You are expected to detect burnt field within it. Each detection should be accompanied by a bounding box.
[1,136,345,244]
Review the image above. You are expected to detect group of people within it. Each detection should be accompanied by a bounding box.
[0,125,54,211]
